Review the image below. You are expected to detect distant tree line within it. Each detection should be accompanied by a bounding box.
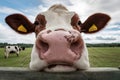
[0,43,33,48]
[0,43,120,48]
[87,43,120,47]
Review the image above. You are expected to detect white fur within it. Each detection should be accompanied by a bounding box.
[29,44,47,71]
[41,10,75,31]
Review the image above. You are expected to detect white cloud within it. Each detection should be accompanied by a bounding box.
[96,36,116,40]
[82,30,120,43]
[110,10,120,23]
[67,0,92,21]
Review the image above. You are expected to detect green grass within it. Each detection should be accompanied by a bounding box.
[0,47,120,67]
[88,47,120,67]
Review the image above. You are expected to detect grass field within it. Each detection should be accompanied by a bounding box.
[88,47,120,67]
[0,47,120,67]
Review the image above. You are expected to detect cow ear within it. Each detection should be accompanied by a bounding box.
[80,13,111,33]
[5,14,35,34]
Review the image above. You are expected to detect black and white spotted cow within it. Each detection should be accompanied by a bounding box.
[4,46,20,58]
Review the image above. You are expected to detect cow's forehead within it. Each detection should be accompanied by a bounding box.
[40,10,76,31]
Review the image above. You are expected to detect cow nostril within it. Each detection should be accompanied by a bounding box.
[70,41,79,50]
[70,39,83,55]
[40,40,49,53]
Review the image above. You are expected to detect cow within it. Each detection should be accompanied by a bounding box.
[4,46,20,58]
[5,4,111,72]
[19,46,25,51]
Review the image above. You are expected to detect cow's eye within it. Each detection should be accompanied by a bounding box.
[78,21,81,25]
[34,21,39,25]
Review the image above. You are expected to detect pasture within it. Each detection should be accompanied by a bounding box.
[0,47,120,67]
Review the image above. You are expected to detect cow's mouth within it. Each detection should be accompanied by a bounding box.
[43,63,77,72]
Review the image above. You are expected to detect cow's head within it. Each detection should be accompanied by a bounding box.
[5,4,110,72]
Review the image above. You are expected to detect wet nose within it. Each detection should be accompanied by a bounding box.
[36,29,83,64]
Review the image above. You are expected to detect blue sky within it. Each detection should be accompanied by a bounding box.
[0,0,41,9]
[0,0,120,44]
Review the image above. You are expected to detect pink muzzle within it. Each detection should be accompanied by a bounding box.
[36,29,83,65]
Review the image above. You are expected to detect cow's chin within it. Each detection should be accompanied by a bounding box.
[43,64,77,72]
